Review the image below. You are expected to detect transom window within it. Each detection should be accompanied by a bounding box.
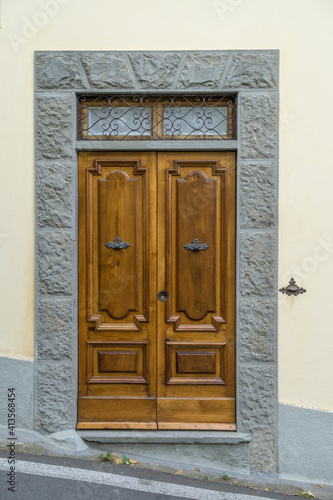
[77,95,236,141]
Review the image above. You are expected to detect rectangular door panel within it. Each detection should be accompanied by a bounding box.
[87,341,148,384]
[157,152,236,429]
[77,397,157,428]
[157,398,236,429]
[165,341,226,385]
[78,152,157,429]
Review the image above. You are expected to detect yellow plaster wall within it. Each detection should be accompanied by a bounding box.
[0,0,332,409]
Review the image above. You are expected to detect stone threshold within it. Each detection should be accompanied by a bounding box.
[78,430,251,444]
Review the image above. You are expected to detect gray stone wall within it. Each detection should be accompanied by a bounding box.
[35,50,278,92]
[279,404,333,484]
[35,50,279,472]
[237,91,278,473]
[0,357,34,430]
[35,91,76,433]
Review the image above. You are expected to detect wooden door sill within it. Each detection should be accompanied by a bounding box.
[157,423,236,430]
[77,422,157,430]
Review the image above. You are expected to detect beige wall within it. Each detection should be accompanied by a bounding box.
[0,0,332,410]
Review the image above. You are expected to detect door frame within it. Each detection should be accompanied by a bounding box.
[35,50,278,472]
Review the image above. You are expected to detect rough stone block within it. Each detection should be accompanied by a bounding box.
[238,365,276,431]
[36,161,74,228]
[37,230,74,295]
[240,93,278,159]
[48,430,88,452]
[224,51,278,89]
[250,426,277,473]
[36,95,73,160]
[239,299,276,362]
[239,231,275,296]
[35,53,86,89]
[240,161,277,228]
[176,53,228,89]
[35,362,73,432]
[37,299,74,360]
[80,53,134,89]
[130,53,181,88]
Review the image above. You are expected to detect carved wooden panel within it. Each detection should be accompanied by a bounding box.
[157,152,235,428]
[99,171,138,319]
[88,341,148,384]
[176,351,216,374]
[165,342,226,385]
[166,160,227,331]
[177,172,216,320]
[78,152,157,428]
[98,351,138,373]
[86,160,149,331]
[78,151,235,429]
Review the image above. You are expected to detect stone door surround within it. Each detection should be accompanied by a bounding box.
[35,50,278,474]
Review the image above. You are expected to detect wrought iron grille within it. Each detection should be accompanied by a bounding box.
[77,95,236,141]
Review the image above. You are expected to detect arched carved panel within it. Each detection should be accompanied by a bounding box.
[86,160,149,331]
[165,160,228,331]
[177,171,216,320]
[99,171,138,319]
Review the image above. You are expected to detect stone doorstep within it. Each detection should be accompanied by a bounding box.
[77,430,251,444]
[78,431,252,477]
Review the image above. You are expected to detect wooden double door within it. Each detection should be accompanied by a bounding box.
[77,151,236,430]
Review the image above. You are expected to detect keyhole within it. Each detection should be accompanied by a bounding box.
[157,290,169,302]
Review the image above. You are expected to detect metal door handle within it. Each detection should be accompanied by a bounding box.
[184,238,209,252]
[105,236,130,250]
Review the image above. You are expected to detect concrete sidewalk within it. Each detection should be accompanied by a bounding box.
[0,450,328,500]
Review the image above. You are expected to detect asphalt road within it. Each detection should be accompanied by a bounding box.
[0,451,310,500]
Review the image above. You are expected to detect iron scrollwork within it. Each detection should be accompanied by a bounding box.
[279,277,307,296]
[77,94,236,141]
[105,236,130,250]
[184,238,209,252]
